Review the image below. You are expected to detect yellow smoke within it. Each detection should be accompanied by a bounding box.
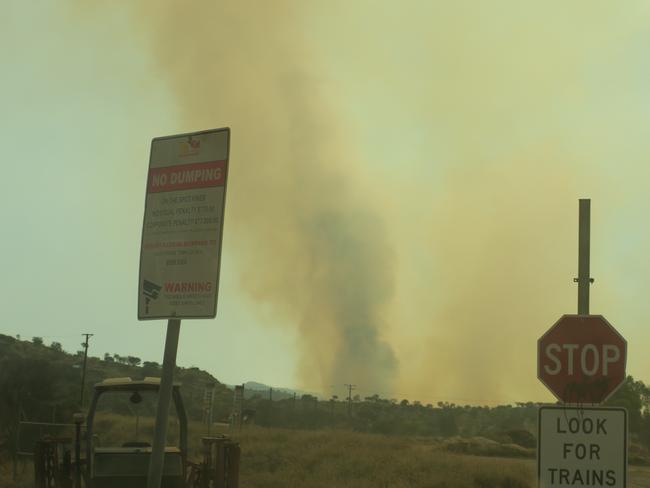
[119,1,399,394]
[70,0,650,403]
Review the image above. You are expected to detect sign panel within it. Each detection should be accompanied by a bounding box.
[138,128,230,320]
[538,315,627,404]
[538,406,627,488]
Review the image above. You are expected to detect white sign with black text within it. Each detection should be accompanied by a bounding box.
[538,406,627,488]
[138,128,230,320]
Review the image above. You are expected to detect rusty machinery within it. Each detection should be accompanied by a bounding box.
[33,377,240,488]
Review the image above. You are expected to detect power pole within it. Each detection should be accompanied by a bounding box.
[79,333,94,409]
[344,384,356,416]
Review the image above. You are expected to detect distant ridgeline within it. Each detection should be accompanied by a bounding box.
[1,333,650,458]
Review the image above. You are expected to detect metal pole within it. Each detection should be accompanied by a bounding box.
[80,333,93,409]
[147,319,181,488]
[73,413,84,488]
[577,199,592,315]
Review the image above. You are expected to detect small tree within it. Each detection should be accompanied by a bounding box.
[127,356,142,367]
[32,337,43,346]
[49,341,62,352]
[103,353,114,362]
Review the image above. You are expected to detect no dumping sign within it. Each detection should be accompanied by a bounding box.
[138,128,230,320]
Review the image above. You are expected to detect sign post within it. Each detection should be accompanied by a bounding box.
[147,319,180,488]
[139,128,230,488]
[537,200,628,487]
[576,199,592,315]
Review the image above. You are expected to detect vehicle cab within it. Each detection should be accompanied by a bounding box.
[85,377,188,488]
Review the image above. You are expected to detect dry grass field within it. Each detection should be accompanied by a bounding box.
[4,421,650,487]
[229,426,533,488]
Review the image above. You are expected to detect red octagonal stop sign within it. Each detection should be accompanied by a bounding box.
[538,315,627,404]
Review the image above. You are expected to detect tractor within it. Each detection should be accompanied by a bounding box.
[33,377,240,488]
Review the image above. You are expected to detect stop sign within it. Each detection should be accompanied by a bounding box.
[538,315,626,404]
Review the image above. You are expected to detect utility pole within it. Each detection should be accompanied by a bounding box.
[574,199,594,315]
[344,384,356,416]
[79,333,94,409]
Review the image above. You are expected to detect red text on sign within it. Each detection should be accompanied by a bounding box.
[148,160,226,193]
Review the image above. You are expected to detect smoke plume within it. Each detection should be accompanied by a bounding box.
[69,0,650,403]
[126,1,399,393]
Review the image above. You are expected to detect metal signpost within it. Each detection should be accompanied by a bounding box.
[138,128,230,488]
[537,199,628,487]
[576,199,592,315]
[538,406,627,488]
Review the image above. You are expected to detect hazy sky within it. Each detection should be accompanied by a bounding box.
[3,1,650,405]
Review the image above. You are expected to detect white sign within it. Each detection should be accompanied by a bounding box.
[138,128,230,320]
[538,406,627,488]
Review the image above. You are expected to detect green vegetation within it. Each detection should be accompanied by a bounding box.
[3,332,650,486]
[241,376,650,457]
[3,333,650,449]
[0,333,233,423]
